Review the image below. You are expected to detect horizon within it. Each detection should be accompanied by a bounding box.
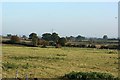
[1,2,118,38]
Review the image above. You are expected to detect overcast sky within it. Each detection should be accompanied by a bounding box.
[1,2,118,38]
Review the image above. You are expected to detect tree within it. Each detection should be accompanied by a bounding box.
[10,35,20,43]
[51,32,60,42]
[76,35,85,41]
[22,35,27,40]
[103,35,108,40]
[29,33,37,39]
[32,36,38,46]
[29,33,38,46]
[66,36,76,42]
[38,39,49,46]
[7,34,12,38]
[103,35,108,45]
[41,40,49,48]
[42,33,52,41]
[58,37,67,46]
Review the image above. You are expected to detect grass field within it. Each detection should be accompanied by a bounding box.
[2,44,119,78]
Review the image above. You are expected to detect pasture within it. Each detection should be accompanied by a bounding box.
[2,44,119,78]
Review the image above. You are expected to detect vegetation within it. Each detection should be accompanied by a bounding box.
[1,33,119,79]
[63,71,120,80]
[10,35,20,43]
[42,33,52,41]
[51,32,60,43]
[103,35,108,40]
[38,40,49,48]
[76,35,85,41]
[58,37,67,46]
[2,33,118,49]
[29,33,38,46]
[2,45,119,78]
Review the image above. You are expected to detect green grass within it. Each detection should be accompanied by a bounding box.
[2,45,119,78]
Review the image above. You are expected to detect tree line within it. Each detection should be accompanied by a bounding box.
[28,32,67,47]
[5,32,68,47]
[2,32,118,49]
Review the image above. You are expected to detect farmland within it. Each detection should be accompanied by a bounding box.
[2,44,119,78]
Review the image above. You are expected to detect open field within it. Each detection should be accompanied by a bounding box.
[2,44,119,78]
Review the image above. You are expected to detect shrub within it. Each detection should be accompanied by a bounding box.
[100,45,109,49]
[49,41,56,46]
[87,44,96,48]
[55,44,61,48]
[63,71,119,80]
[79,44,86,48]
[10,35,20,43]
[58,37,67,46]
[107,45,118,49]
[2,62,18,70]
[66,43,72,47]
[38,40,49,48]
[22,63,30,69]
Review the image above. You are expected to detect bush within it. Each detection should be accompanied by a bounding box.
[2,62,18,70]
[49,41,56,46]
[79,44,86,48]
[100,45,109,49]
[22,63,30,69]
[107,45,118,49]
[87,44,96,48]
[38,40,49,48]
[58,37,67,46]
[55,44,61,48]
[100,45,118,49]
[10,35,20,43]
[66,43,72,47]
[63,71,119,80]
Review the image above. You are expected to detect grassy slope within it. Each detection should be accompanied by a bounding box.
[2,45,118,78]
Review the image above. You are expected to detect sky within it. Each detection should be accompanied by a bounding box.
[1,2,118,38]
[0,0,119,2]
[0,3,2,36]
